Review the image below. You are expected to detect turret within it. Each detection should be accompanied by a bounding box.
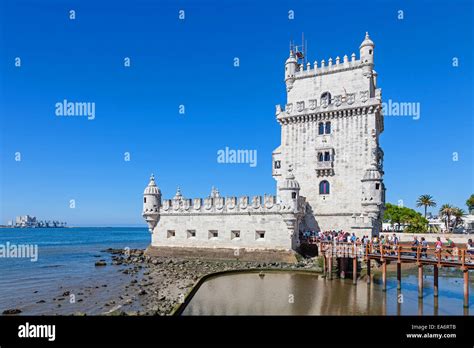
[284,50,298,92]
[142,174,161,232]
[278,166,300,212]
[361,163,384,236]
[359,32,374,65]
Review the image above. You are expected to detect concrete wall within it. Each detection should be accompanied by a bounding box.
[386,232,473,244]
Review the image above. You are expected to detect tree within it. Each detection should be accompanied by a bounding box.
[439,204,455,232]
[383,203,428,233]
[452,207,466,228]
[416,194,437,218]
[466,194,474,214]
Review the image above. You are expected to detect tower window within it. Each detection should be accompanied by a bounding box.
[209,230,218,239]
[318,152,323,162]
[256,231,265,240]
[292,192,297,199]
[325,121,331,134]
[375,183,380,190]
[321,92,332,105]
[144,197,146,203]
[274,160,281,169]
[369,49,372,55]
[319,180,330,195]
[231,230,240,240]
[324,151,331,161]
[318,122,324,135]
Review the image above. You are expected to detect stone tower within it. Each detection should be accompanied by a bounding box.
[273,33,385,236]
[142,174,161,232]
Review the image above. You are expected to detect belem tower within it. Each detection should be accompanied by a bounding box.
[142,33,385,255]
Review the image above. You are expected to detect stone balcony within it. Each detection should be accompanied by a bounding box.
[316,160,334,170]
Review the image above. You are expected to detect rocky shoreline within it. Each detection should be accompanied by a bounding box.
[1,248,322,316]
[102,248,322,316]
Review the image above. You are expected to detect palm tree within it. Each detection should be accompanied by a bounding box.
[416,194,437,218]
[452,207,466,229]
[439,204,455,232]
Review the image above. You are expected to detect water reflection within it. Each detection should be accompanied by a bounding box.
[182,272,473,316]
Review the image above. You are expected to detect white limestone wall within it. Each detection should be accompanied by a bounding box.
[288,66,371,105]
[151,213,292,250]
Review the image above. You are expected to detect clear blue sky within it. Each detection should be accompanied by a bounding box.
[0,0,472,226]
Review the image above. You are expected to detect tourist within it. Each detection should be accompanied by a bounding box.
[350,233,356,244]
[411,236,419,257]
[420,237,428,258]
[434,237,443,256]
[467,239,474,256]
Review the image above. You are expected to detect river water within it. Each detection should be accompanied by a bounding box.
[182,271,473,315]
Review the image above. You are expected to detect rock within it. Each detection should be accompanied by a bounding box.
[130,279,137,284]
[36,300,46,304]
[62,291,70,296]
[3,308,21,314]
[95,261,107,267]
[138,290,147,296]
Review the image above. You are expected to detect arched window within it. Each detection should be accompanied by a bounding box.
[324,151,331,161]
[291,192,297,199]
[318,152,323,162]
[325,121,331,134]
[318,122,324,135]
[321,92,332,105]
[319,180,330,195]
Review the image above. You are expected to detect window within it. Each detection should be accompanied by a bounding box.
[231,230,240,240]
[321,92,332,105]
[318,122,325,135]
[187,230,196,238]
[167,230,176,238]
[375,183,380,190]
[324,151,331,161]
[256,231,265,240]
[318,152,323,162]
[144,197,146,203]
[369,49,372,55]
[291,192,297,199]
[325,121,331,134]
[274,160,281,169]
[209,230,218,239]
[319,180,330,195]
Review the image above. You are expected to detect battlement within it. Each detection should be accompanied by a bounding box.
[294,53,367,79]
[276,88,382,121]
[160,194,306,215]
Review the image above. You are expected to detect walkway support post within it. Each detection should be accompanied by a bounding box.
[380,244,387,292]
[353,252,357,285]
[433,265,439,297]
[328,256,332,280]
[366,243,371,284]
[463,251,469,308]
[418,264,423,299]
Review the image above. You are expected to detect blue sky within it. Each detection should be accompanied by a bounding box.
[0,0,472,226]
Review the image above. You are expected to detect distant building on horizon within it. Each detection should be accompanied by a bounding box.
[13,215,66,228]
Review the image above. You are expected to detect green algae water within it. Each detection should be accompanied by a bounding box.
[182,271,473,315]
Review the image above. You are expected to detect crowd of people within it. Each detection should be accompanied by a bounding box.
[301,229,474,257]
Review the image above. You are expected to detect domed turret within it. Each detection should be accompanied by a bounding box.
[361,164,383,206]
[278,166,300,211]
[142,174,161,232]
[285,50,298,92]
[359,32,374,65]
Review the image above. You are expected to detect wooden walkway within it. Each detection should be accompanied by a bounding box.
[317,241,473,308]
